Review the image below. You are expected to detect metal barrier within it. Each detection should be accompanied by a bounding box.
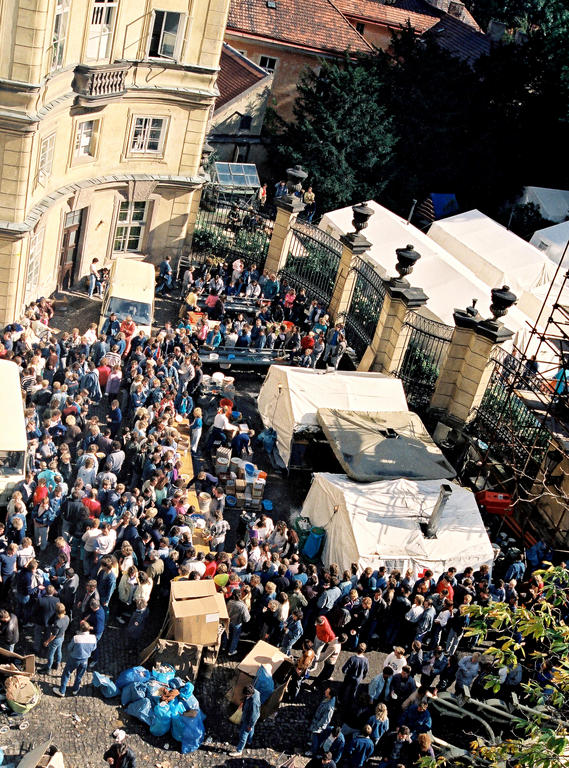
[395,311,454,412]
[468,348,550,479]
[278,219,342,306]
[191,203,274,272]
[341,256,387,361]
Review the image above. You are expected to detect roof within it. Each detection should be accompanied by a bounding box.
[0,360,27,450]
[336,0,441,33]
[531,221,569,266]
[425,13,490,65]
[521,186,569,224]
[317,409,456,481]
[216,43,271,111]
[227,0,373,55]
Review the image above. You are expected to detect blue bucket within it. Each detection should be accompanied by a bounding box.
[226,495,237,506]
[262,499,273,511]
[244,463,256,477]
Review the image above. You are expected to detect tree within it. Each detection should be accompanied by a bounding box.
[268,57,397,214]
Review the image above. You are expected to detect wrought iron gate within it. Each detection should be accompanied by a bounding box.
[341,256,387,361]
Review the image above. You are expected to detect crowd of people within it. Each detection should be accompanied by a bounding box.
[178,259,348,369]
[0,283,558,766]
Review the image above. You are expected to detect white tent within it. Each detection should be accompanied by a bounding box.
[319,202,539,352]
[427,210,556,320]
[303,473,494,577]
[521,186,569,224]
[257,366,408,466]
[530,221,569,267]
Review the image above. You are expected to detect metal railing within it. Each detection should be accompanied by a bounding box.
[395,311,454,412]
[468,348,551,481]
[341,256,387,361]
[278,220,342,306]
[72,63,129,102]
[190,203,274,273]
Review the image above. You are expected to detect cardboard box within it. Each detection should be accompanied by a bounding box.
[228,640,294,715]
[235,479,246,491]
[170,580,229,645]
[0,647,35,678]
[216,446,232,461]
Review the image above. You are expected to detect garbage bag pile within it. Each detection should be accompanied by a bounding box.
[92,665,206,754]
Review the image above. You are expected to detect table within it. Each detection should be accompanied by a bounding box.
[197,296,267,317]
[198,348,290,369]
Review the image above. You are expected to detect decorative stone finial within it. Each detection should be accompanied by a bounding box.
[395,244,421,279]
[490,285,517,321]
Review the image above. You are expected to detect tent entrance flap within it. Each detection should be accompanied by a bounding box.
[316,409,456,482]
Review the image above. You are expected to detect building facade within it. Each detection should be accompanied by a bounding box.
[0,0,230,323]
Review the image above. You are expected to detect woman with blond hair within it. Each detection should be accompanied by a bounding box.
[190,406,202,453]
[367,702,389,746]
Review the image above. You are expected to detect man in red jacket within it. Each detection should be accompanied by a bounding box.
[313,614,336,664]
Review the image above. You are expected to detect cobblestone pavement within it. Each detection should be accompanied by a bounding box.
[0,288,388,767]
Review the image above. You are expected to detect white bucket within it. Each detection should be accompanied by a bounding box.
[198,492,211,515]
[212,371,224,386]
[223,376,235,389]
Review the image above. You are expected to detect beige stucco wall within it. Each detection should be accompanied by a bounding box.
[0,0,230,323]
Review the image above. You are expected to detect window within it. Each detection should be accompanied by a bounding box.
[129,117,166,154]
[113,201,148,253]
[37,133,56,185]
[87,0,117,61]
[74,120,99,159]
[149,11,183,59]
[356,22,365,34]
[239,115,252,131]
[259,55,277,73]
[51,0,70,70]
[25,228,44,304]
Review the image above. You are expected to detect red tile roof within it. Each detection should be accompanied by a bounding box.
[216,44,271,111]
[227,0,373,55]
[336,0,440,34]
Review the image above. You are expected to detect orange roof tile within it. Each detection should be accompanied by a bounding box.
[227,0,373,55]
[216,44,271,111]
[336,0,441,33]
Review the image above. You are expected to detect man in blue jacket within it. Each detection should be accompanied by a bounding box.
[230,684,261,756]
[53,620,97,697]
[344,725,375,768]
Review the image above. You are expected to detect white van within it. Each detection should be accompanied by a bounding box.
[0,360,27,505]
[99,257,155,337]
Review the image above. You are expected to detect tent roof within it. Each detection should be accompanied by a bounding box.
[257,366,408,466]
[319,202,539,347]
[521,186,569,224]
[303,474,494,575]
[427,209,555,319]
[317,409,456,482]
[531,221,569,266]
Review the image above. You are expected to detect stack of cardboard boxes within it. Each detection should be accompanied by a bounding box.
[226,464,265,510]
[215,445,232,479]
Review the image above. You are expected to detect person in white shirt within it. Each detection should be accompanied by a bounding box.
[252,514,274,542]
[245,281,261,298]
[383,646,407,675]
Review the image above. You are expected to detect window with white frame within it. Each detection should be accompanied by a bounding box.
[87,0,117,61]
[129,117,166,154]
[51,0,70,70]
[113,201,148,253]
[259,55,277,73]
[37,133,56,185]
[74,120,99,159]
[148,11,183,59]
[25,228,44,304]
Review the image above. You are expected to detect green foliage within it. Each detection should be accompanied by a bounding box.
[192,212,272,266]
[505,202,555,241]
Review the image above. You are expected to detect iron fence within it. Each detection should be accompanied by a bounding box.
[468,348,550,481]
[278,219,342,306]
[395,311,454,412]
[190,202,274,272]
[340,256,387,361]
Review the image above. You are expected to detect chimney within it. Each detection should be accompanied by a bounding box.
[448,0,465,20]
[426,484,453,538]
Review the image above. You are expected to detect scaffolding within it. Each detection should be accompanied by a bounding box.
[464,241,569,544]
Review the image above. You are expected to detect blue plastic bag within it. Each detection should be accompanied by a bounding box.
[171,710,206,754]
[150,702,172,736]
[254,666,274,704]
[170,676,185,690]
[146,679,163,704]
[151,663,175,684]
[121,681,148,707]
[116,666,150,689]
[179,682,195,701]
[92,671,119,699]
[126,697,154,726]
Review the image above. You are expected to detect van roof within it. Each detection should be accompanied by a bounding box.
[0,360,27,450]
[109,258,155,304]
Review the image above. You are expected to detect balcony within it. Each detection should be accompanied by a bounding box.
[72,63,131,106]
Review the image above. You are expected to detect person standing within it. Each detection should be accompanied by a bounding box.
[40,602,69,672]
[343,725,375,768]
[306,687,336,756]
[88,258,101,298]
[226,591,250,657]
[52,620,97,697]
[0,609,19,652]
[103,741,137,768]
[229,684,261,756]
[340,643,369,705]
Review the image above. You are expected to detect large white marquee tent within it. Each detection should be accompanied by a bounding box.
[257,366,408,466]
[531,221,569,267]
[302,473,494,577]
[521,186,569,223]
[320,202,540,353]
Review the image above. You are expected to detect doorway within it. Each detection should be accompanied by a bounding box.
[58,209,84,291]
